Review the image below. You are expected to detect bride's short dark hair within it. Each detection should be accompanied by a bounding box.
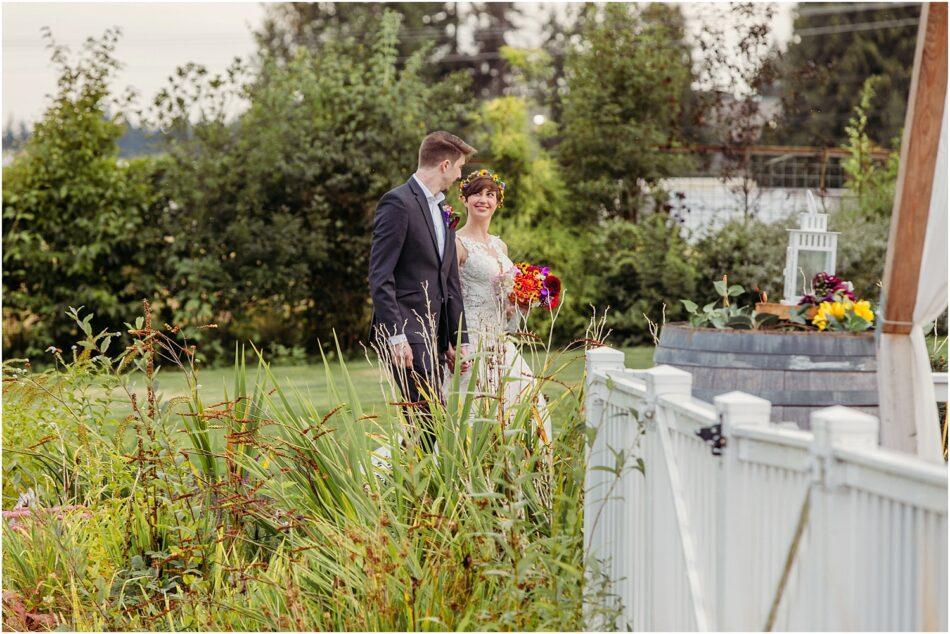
[418,131,476,168]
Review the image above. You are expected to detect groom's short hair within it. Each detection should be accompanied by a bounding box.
[418,131,476,168]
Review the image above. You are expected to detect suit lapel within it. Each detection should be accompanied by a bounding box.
[439,204,455,273]
[408,178,442,263]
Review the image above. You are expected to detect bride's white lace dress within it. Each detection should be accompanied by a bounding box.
[451,234,552,444]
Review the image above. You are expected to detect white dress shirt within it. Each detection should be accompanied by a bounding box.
[412,173,446,258]
[390,174,447,347]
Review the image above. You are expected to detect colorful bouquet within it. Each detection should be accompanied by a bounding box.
[509,262,561,311]
[796,273,874,332]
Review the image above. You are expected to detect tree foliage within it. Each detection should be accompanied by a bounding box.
[254,2,521,98]
[3,11,916,362]
[152,12,469,356]
[774,2,919,146]
[833,76,899,300]
[557,3,694,224]
[2,29,164,358]
[588,215,699,346]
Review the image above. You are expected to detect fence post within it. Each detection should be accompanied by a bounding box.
[642,366,695,630]
[714,391,772,631]
[583,346,626,630]
[809,406,879,630]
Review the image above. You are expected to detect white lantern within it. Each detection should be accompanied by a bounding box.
[782,191,838,305]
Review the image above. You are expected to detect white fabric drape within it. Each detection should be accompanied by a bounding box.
[878,98,948,463]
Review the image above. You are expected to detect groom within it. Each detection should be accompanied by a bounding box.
[368,131,475,451]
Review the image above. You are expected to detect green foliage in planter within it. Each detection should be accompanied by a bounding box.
[681,279,780,330]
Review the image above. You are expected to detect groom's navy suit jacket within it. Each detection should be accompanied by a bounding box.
[368,177,468,353]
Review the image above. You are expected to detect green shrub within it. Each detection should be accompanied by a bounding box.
[2,30,165,360]
[691,218,789,306]
[589,214,699,345]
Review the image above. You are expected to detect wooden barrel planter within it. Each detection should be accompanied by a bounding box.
[654,323,877,429]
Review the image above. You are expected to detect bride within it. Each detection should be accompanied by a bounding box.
[450,169,552,445]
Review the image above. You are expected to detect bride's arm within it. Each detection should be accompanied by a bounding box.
[456,237,468,266]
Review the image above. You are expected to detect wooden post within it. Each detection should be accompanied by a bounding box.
[880,3,948,335]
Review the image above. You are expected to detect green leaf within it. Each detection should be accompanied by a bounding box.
[713,280,727,296]
[680,299,698,313]
[728,284,745,297]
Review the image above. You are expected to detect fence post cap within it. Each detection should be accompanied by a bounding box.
[585,346,625,374]
[643,364,692,398]
[714,391,771,431]
[811,405,879,453]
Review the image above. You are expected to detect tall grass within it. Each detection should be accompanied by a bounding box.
[2,304,622,631]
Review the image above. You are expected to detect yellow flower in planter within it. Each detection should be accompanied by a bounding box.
[812,302,833,330]
[830,300,848,320]
[854,300,874,323]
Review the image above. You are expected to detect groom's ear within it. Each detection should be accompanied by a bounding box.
[439,159,452,173]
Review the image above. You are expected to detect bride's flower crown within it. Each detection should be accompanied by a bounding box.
[459,168,507,208]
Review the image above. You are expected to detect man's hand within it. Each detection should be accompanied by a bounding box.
[458,343,472,373]
[446,343,472,374]
[392,341,414,369]
[446,344,457,373]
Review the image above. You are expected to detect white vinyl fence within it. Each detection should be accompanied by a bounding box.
[584,347,948,632]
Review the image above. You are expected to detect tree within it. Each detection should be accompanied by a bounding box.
[693,3,784,219]
[255,3,460,78]
[2,29,164,358]
[153,12,469,355]
[464,2,521,99]
[832,76,899,299]
[255,2,521,99]
[2,117,30,153]
[556,3,694,224]
[772,2,920,147]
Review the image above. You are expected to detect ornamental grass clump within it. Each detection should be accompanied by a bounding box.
[2,303,623,630]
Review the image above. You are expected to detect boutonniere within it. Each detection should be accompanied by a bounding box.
[441,204,460,231]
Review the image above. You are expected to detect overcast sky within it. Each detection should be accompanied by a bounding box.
[2,2,794,129]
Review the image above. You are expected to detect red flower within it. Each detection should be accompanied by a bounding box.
[543,275,561,308]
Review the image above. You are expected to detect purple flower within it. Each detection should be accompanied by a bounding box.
[441,204,460,231]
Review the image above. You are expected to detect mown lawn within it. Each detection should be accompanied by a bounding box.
[148,345,655,415]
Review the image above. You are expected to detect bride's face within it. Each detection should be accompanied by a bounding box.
[464,188,498,221]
